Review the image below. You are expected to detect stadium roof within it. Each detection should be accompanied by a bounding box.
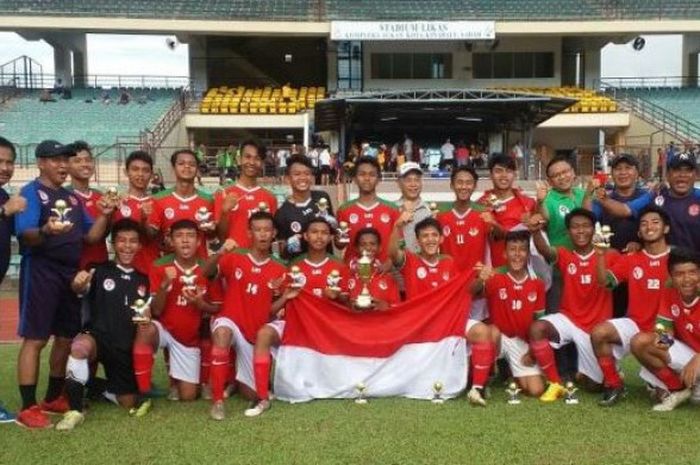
[2,0,700,21]
[314,89,576,133]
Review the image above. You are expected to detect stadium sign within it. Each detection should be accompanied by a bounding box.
[331,21,495,41]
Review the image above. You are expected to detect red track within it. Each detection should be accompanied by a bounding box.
[0,297,19,342]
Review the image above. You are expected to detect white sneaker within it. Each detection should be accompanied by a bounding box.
[201,384,212,401]
[652,388,691,412]
[210,401,225,421]
[55,410,84,431]
[690,384,700,405]
[167,386,180,401]
[467,387,487,407]
[244,399,271,417]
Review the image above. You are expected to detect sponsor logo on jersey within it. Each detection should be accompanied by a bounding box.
[654,195,665,207]
[527,292,537,302]
[686,322,694,333]
[442,272,450,281]
[378,280,388,290]
[498,288,507,300]
[689,204,699,217]
[348,278,356,290]
[349,213,359,224]
[567,263,577,275]
[120,205,132,217]
[671,304,680,317]
[38,190,49,203]
[164,207,175,220]
[103,279,116,291]
[291,221,302,233]
[443,225,451,236]
[633,266,644,280]
[417,267,427,279]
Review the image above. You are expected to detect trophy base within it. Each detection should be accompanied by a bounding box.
[132,317,151,324]
[354,398,368,405]
[289,284,304,290]
[337,239,350,245]
[564,398,579,405]
[355,297,372,309]
[199,222,215,230]
[431,398,445,404]
[327,286,341,293]
[507,399,521,405]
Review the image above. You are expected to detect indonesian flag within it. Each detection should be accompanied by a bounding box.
[274,271,473,403]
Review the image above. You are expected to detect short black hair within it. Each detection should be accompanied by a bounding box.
[488,153,516,172]
[73,140,92,157]
[505,230,531,246]
[248,210,274,228]
[638,205,671,228]
[451,165,478,184]
[111,219,143,243]
[169,219,198,235]
[354,227,381,247]
[0,136,16,161]
[668,247,700,273]
[285,154,313,175]
[414,217,442,238]
[125,150,154,169]
[240,139,266,161]
[546,155,575,177]
[170,149,197,167]
[304,216,333,233]
[564,208,595,229]
[353,156,381,177]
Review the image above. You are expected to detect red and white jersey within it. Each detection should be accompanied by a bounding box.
[113,194,161,275]
[556,248,619,332]
[336,198,400,263]
[477,190,536,268]
[148,188,213,259]
[213,184,278,248]
[289,254,351,298]
[400,251,454,299]
[437,205,490,273]
[347,272,401,306]
[608,248,670,332]
[72,188,108,270]
[149,256,223,348]
[216,251,287,343]
[484,269,545,340]
[658,289,700,352]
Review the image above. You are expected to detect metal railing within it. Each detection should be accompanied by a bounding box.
[0,71,191,90]
[598,76,700,89]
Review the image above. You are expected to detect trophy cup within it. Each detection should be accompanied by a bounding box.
[180,269,198,292]
[195,206,215,230]
[288,266,305,289]
[355,382,368,404]
[592,222,614,249]
[131,297,153,324]
[326,269,342,292]
[506,382,522,405]
[655,323,675,347]
[51,199,72,226]
[564,382,579,405]
[429,202,439,218]
[257,201,269,213]
[354,251,374,309]
[286,234,302,255]
[336,221,350,245]
[432,381,445,404]
[105,186,120,203]
[316,197,330,217]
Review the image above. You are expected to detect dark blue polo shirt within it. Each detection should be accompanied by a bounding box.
[0,188,12,283]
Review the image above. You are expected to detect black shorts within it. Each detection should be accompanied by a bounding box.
[94,335,138,396]
[320,165,332,175]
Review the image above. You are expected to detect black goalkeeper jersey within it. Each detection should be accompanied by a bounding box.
[273,190,334,260]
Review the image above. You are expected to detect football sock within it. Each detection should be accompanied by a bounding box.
[531,340,561,384]
[470,342,495,389]
[598,356,623,389]
[133,343,154,394]
[199,338,212,385]
[64,379,85,412]
[45,376,65,402]
[653,366,684,391]
[210,346,230,402]
[19,384,37,410]
[254,353,272,401]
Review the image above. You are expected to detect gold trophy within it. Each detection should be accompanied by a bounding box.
[355,382,368,404]
[336,221,350,245]
[655,323,675,347]
[506,382,522,405]
[105,186,121,203]
[257,201,269,213]
[288,265,305,289]
[131,297,153,324]
[592,222,614,249]
[432,381,445,404]
[51,199,72,226]
[326,269,342,292]
[564,382,579,405]
[354,251,374,309]
[180,268,198,292]
[429,202,439,218]
[195,206,215,230]
[316,197,330,216]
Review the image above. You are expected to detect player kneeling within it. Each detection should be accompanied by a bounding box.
[346,227,400,310]
[56,220,151,431]
[631,248,700,412]
[132,220,222,403]
[471,231,546,402]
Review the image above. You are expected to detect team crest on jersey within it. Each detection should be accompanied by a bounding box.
[558,205,570,217]
[443,226,451,237]
[291,221,302,233]
[380,213,391,224]
[654,195,665,207]
[632,266,644,280]
[378,280,388,290]
[442,272,450,281]
[498,288,507,300]
[120,205,132,217]
[164,207,175,220]
[689,204,699,217]
[69,195,78,206]
[469,227,479,237]
[686,323,694,333]
[348,278,356,290]
[417,267,427,279]
[671,304,680,317]
[234,268,243,280]
[37,190,49,203]
[137,285,147,297]
[567,263,577,275]
[103,279,116,291]
[527,292,537,302]
[349,213,359,224]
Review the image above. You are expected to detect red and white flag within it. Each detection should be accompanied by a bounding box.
[274,271,473,402]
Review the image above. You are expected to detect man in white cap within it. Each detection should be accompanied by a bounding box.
[395,162,432,254]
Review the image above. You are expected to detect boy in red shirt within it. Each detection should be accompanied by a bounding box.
[347,227,400,310]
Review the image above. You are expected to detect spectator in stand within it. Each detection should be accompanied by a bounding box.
[307,145,320,181]
[276,147,289,185]
[50,79,65,96]
[330,152,340,184]
[656,147,666,180]
[403,134,414,162]
[100,89,111,105]
[389,143,399,172]
[456,141,469,167]
[601,145,615,175]
[216,148,231,186]
[319,145,332,185]
[440,138,455,171]
[377,144,387,171]
[39,89,57,103]
[118,88,131,105]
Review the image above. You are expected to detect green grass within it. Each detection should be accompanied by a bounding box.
[0,343,698,465]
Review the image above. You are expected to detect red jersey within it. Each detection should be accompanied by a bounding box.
[400,252,454,299]
[72,188,108,270]
[608,248,670,331]
[658,289,700,352]
[484,269,546,340]
[290,254,350,298]
[336,198,399,263]
[148,188,213,259]
[437,205,489,272]
[213,184,278,248]
[556,248,618,332]
[477,190,536,268]
[216,251,287,343]
[149,256,223,347]
[113,194,161,275]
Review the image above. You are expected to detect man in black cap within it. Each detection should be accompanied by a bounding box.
[13,140,115,429]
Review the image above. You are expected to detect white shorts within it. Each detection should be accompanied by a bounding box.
[470,298,488,322]
[639,340,696,391]
[608,318,641,360]
[266,319,286,339]
[153,320,201,384]
[499,335,541,378]
[541,313,603,384]
[465,318,480,334]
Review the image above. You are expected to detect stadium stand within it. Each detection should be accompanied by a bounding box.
[617,87,700,125]
[0,88,178,146]
[493,87,618,113]
[200,85,326,114]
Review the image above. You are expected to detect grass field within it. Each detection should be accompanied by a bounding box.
[0,343,698,465]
